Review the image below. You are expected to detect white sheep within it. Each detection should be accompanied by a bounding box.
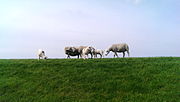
[76,46,88,58]
[94,49,104,58]
[38,49,48,60]
[82,46,95,59]
[105,43,130,58]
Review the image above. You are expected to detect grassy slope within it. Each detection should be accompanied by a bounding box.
[0,57,179,102]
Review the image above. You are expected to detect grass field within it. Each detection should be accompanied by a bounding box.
[0,57,179,102]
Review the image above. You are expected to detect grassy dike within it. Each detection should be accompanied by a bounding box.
[0,57,179,102]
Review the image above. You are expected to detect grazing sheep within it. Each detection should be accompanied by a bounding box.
[82,46,96,59]
[94,49,104,58]
[64,47,80,59]
[38,49,48,60]
[105,43,130,58]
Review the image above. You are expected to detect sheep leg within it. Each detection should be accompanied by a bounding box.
[84,54,88,59]
[90,53,93,59]
[115,52,118,58]
[80,54,82,58]
[80,54,84,58]
[101,52,104,58]
[127,50,130,57]
[67,55,70,59]
[114,53,116,58]
[123,52,125,58]
[83,53,86,59]
[103,51,105,58]
[101,54,103,58]
[93,54,96,58]
[100,54,102,58]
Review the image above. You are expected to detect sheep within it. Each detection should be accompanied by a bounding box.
[38,49,48,60]
[64,46,91,59]
[76,46,88,58]
[82,46,96,59]
[94,49,104,58]
[105,43,130,58]
[64,47,80,59]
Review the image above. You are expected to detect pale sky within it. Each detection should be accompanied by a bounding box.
[0,0,180,59]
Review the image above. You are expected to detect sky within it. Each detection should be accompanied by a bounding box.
[0,0,180,59]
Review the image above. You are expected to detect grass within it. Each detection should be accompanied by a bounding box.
[0,57,179,102]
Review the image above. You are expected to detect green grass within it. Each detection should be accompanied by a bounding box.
[0,57,179,102]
